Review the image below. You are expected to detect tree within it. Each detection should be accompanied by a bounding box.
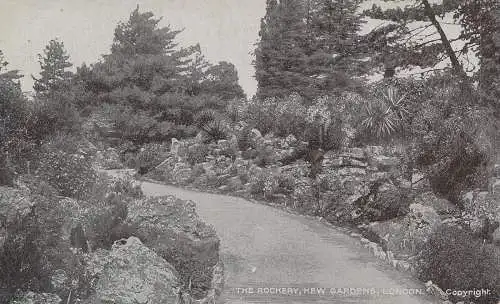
[306,0,367,92]
[254,0,367,101]
[254,0,311,99]
[0,51,26,185]
[111,6,182,57]
[201,61,246,100]
[362,0,467,78]
[32,39,73,96]
[456,0,500,110]
[28,39,80,141]
[76,7,244,144]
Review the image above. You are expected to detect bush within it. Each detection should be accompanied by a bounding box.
[419,225,500,304]
[0,154,15,186]
[0,214,49,298]
[36,135,97,199]
[409,76,495,202]
[186,143,210,166]
[354,181,410,223]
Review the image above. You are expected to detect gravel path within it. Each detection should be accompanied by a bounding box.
[107,170,441,304]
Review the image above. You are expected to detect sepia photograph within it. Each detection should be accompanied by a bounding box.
[0,0,499,303]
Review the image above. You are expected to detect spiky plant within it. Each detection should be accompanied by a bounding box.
[194,109,228,141]
[361,86,409,138]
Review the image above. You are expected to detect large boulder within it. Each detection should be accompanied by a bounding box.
[126,196,220,299]
[87,237,180,304]
[413,192,456,215]
[365,203,441,256]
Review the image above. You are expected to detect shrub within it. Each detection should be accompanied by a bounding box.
[186,143,209,166]
[0,214,49,298]
[409,75,495,203]
[194,110,229,141]
[88,193,132,250]
[36,135,97,199]
[419,225,500,304]
[0,154,15,186]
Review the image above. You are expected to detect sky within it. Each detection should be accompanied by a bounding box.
[0,0,472,98]
[0,0,266,96]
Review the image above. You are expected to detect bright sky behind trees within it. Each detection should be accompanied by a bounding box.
[0,0,468,97]
[0,0,266,96]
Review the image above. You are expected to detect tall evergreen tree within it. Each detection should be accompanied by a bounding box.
[32,39,73,96]
[307,0,367,92]
[201,61,246,101]
[255,0,367,101]
[254,0,310,100]
[29,39,81,140]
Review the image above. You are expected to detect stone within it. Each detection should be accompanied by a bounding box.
[170,138,181,155]
[9,292,61,304]
[424,281,449,301]
[493,164,500,177]
[126,196,220,298]
[397,261,411,272]
[89,237,180,304]
[344,158,368,167]
[338,167,366,176]
[414,192,456,215]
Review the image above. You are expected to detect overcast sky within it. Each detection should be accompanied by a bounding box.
[0,0,469,97]
[0,0,266,96]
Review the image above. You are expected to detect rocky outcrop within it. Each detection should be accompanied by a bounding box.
[365,202,442,257]
[126,196,220,299]
[2,175,223,303]
[86,237,180,304]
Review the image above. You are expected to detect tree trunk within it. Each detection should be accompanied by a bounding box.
[421,0,465,76]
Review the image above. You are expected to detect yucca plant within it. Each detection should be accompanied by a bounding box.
[194,109,228,141]
[361,86,410,138]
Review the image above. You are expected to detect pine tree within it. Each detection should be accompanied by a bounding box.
[362,0,466,78]
[254,0,311,100]
[32,39,73,96]
[307,0,367,93]
[255,0,367,101]
[457,0,500,109]
[201,61,246,101]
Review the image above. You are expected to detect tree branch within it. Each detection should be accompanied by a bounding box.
[420,0,465,76]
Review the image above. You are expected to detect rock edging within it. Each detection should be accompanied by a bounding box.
[139,175,463,304]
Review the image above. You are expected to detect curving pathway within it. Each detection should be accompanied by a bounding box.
[108,170,441,304]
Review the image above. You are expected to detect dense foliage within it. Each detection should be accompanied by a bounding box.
[419,225,500,304]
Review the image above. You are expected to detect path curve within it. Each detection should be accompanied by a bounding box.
[109,170,441,304]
